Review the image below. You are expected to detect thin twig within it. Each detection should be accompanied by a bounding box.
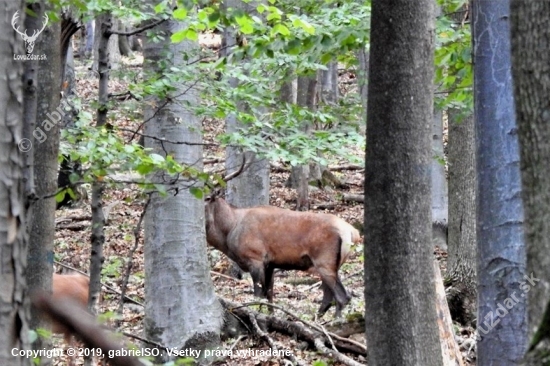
[122,331,168,350]
[110,18,167,36]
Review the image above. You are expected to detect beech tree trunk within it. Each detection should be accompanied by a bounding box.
[221,0,269,280]
[143,13,222,361]
[0,0,31,363]
[510,1,550,363]
[472,0,528,363]
[289,76,316,211]
[364,0,442,364]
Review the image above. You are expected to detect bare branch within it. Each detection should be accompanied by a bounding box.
[109,18,167,36]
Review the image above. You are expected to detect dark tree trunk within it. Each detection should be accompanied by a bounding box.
[510,1,550,363]
[472,0,528,363]
[60,11,79,81]
[0,0,31,363]
[446,110,477,326]
[364,0,442,365]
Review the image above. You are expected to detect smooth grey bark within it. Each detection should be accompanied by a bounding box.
[364,0,442,365]
[472,0,528,363]
[290,76,316,211]
[223,0,269,209]
[26,4,61,361]
[0,0,31,363]
[222,0,269,279]
[510,1,550,363]
[446,110,477,325]
[431,108,448,250]
[319,61,338,107]
[143,15,222,361]
[308,62,338,184]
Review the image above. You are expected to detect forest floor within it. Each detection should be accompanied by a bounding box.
[51,46,476,366]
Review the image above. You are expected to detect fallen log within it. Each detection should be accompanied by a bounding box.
[219,298,367,363]
[327,164,364,172]
[342,194,364,203]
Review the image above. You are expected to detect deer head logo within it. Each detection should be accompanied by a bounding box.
[12,11,49,54]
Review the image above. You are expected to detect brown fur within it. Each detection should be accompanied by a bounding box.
[52,273,89,366]
[205,197,360,316]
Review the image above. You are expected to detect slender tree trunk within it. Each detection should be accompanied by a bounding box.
[446,110,476,325]
[143,13,222,362]
[290,76,316,211]
[510,1,550,363]
[88,12,110,347]
[472,0,528,363]
[364,0,442,365]
[26,3,62,362]
[431,108,448,250]
[0,0,31,363]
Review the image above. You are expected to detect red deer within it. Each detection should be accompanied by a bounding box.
[52,273,89,366]
[205,196,360,317]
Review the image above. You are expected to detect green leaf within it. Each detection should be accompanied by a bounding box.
[208,11,220,24]
[154,2,165,14]
[273,23,290,36]
[190,187,204,199]
[186,28,198,41]
[150,153,165,164]
[171,30,186,43]
[173,8,187,20]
